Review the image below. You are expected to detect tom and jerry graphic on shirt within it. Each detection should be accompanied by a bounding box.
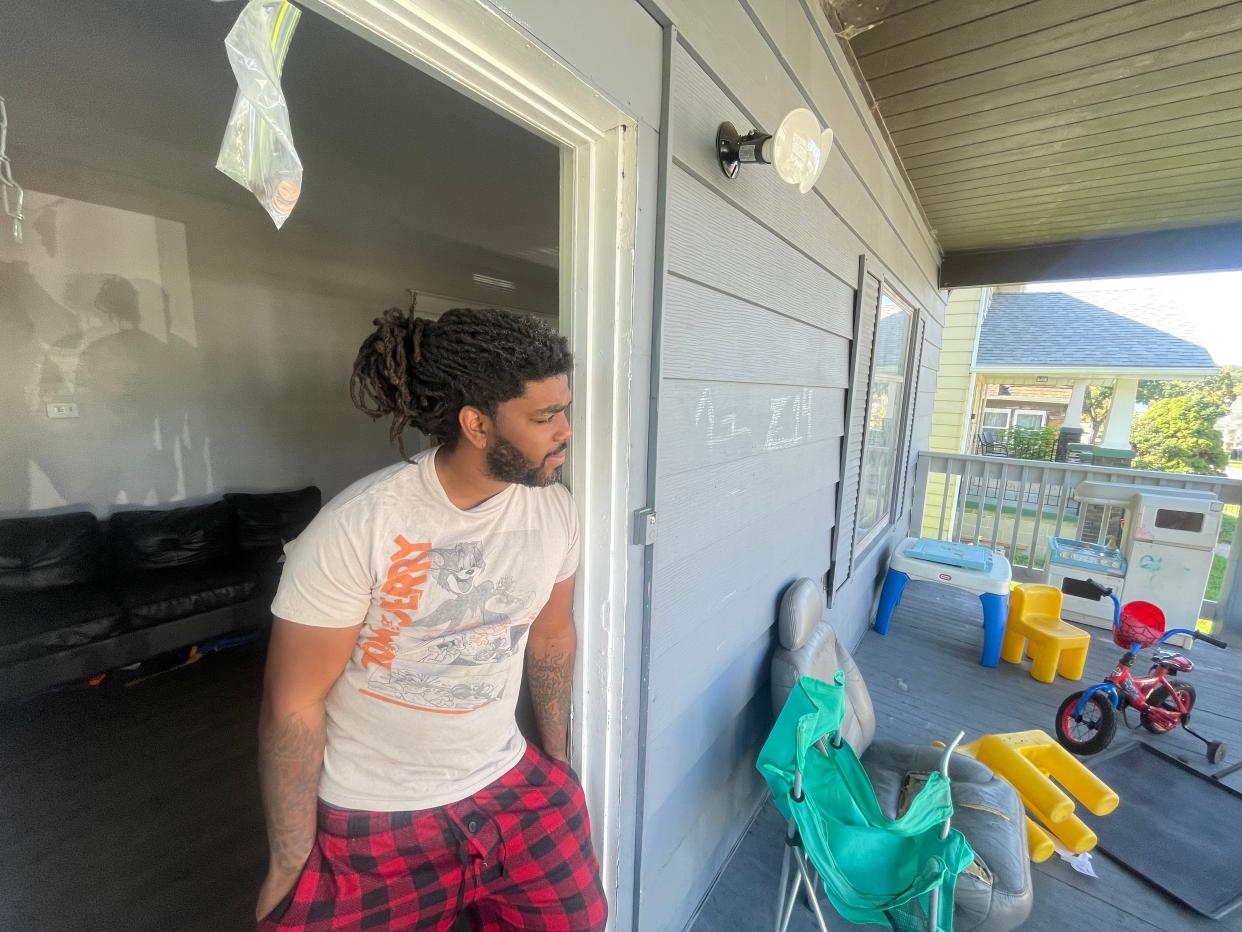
[358,534,536,713]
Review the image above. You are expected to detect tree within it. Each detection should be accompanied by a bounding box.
[1139,367,1241,408]
[1082,384,1113,442]
[1131,395,1229,475]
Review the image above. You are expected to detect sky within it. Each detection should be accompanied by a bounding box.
[1025,272,1242,366]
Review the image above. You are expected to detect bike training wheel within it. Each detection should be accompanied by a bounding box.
[1141,681,1196,734]
[1056,691,1117,756]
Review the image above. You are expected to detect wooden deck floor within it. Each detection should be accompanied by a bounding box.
[694,581,1242,932]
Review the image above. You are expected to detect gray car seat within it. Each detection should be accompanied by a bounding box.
[771,579,1033,932]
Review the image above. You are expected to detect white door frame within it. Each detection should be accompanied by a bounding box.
[300,0,638,919]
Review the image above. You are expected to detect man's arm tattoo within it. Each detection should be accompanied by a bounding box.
[258,705,325,874]
[526,647,574,760]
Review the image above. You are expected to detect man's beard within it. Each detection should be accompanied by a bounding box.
[486,432,566,488]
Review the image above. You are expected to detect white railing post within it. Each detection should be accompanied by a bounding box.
[912,453,931,539]
[937,460,952,540]
[1026,465,1048,574]
[989,463,1009,552]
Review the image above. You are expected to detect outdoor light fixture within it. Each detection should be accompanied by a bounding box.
[717,108,834,194]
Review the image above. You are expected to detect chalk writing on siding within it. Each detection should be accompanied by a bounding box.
[695,387,751,447]
[765,388,813,451]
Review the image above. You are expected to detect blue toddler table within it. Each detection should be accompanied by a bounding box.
[873,537,1012,667]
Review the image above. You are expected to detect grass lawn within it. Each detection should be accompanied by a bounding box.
[1212,507,1242,601]
[1208,554,1227,602]
[1208,504,1239,601]
[1222,503,1238,546]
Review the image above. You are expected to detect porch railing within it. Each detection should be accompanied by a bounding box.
[910,451,1242,628]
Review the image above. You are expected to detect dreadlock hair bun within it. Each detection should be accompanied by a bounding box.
[350,304,572,456]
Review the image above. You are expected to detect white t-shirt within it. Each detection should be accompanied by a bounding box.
[271,448,580,811]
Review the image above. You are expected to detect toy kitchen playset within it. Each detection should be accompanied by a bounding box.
[1046,480,1224,636]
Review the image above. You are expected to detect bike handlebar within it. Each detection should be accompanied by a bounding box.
[1079,578,1228,650]
[1102,587,1121,629]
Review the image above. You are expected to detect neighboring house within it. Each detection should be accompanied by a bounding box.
[931,287,1218,459]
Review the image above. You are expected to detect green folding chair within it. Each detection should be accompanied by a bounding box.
[758,673,974,932]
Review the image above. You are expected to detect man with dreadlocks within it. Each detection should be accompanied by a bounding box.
[255,307,606,931]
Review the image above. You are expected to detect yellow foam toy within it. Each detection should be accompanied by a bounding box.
[1001,584,1092,683]
[955,730,1119,863]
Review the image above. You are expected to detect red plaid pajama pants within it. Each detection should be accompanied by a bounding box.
[258,744,607,931]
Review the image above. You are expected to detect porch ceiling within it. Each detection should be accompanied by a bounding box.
[833,0,1242,278]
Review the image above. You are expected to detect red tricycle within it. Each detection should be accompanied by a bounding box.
[1054,577,1229,763]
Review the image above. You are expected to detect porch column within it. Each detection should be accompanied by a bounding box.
[1063,380,1089,429]
[1100,378,1139,447]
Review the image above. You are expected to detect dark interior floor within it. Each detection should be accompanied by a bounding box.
[0,643,269,932]
[693,582,1242,932]
[1,640,528,932]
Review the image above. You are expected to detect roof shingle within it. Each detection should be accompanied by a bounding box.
[975,291,1217,371]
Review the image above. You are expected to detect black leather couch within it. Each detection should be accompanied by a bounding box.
[0,487,320,702]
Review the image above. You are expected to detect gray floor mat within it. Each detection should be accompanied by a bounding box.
[1082,742,1242,920]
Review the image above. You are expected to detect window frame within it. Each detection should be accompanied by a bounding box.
[981,408,1012,429]
[1013,408,1047,429]
[853,284,918,556]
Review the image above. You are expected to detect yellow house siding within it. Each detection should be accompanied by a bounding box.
[923,287,988,538]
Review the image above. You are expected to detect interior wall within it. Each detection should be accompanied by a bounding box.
[0,156,557,520]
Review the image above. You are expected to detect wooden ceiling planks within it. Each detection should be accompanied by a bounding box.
[837,0,1242,253]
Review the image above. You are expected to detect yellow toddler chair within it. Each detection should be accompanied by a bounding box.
[1001,584,1091,683]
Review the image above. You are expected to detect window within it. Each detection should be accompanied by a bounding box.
[981,409,1011,429]
[1154,509,1204,533]
[1014,410,1047,429]
[856,289,914,549]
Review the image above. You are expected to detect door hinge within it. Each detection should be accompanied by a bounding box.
[633,508,657,546]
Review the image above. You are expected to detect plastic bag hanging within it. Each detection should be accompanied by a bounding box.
[215,0,303,228]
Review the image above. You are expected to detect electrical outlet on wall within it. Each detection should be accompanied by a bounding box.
[46,402,80,419]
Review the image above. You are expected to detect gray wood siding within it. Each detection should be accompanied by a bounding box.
[637,7,946,929]
[660,0,943,320]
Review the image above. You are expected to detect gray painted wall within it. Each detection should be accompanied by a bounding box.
[635,3,947,929]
